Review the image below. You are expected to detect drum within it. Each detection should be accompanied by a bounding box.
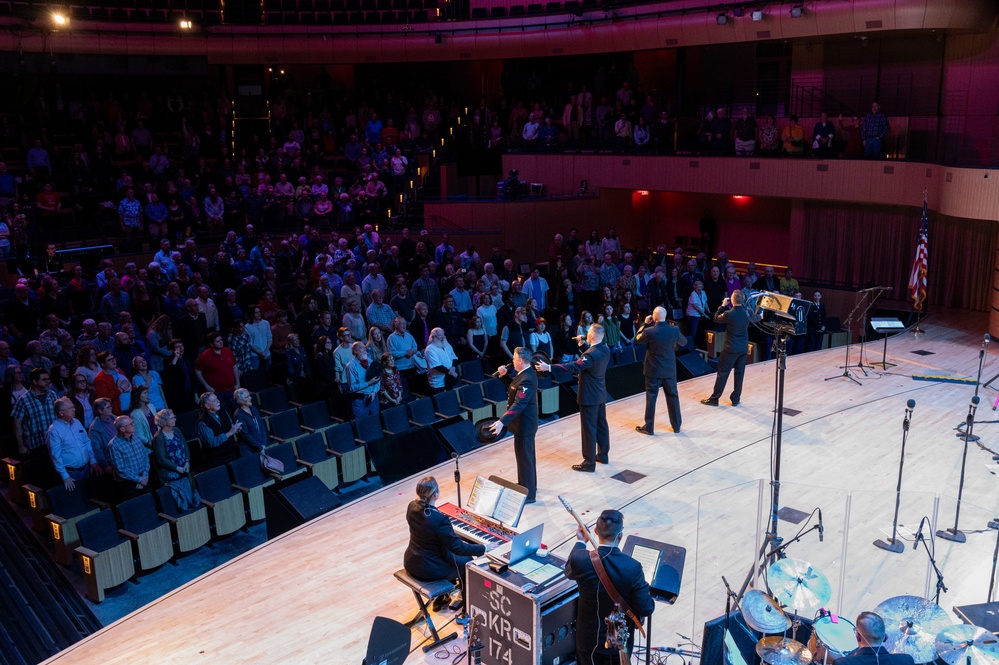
[808,615,858,664]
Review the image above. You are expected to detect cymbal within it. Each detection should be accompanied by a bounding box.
[742,589,792,634]
[874,595,954,663]
[756,636,813,665]
[767,558,832,613]
[935,624,999,665]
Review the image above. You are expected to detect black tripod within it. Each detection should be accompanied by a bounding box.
[874,399,915,553]
[736,328,795,600]
[938,396,979,543]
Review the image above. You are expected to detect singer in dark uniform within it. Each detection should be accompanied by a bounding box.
[487,347,539,503]
[404,476,486,609]
[701,290,751,407]
[835,612,915,665]
[564,509,656,665]
[634,306,687,435]
[537,323,611,471]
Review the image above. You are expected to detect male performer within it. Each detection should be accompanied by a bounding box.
[536,324,611,471]
[488,347,539,503]
[564,509,656,665]
[701,290,751,407]
[836,612,915,665]
[634,306,686,435]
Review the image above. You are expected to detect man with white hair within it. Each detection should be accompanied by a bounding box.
[701,290,751,407]
[635,306,686,435]
[47,397,102,491]
[425,327,458,394]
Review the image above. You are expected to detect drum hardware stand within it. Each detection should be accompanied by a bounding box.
[825,289,877,385]
[939,397,979,543]
[737,328,794,603]
[954,335,989,440]
[987,518,999,602]
[874,399,915,553]
[913,516,948,604]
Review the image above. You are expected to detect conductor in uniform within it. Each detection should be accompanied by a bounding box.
[564,509,656,665]
[701,289,751,407]
[634,306,686,435]
[487,347,539,503]
[536,324,611,472]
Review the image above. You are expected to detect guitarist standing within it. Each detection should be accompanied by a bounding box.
[564,509,655,665]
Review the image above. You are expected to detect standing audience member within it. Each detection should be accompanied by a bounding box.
[47,397,103,491]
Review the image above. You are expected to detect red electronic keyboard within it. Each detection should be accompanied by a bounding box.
[438,502,519,547]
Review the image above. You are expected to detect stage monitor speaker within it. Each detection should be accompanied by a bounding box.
[606,363,645,401]
[365,426,447,486]
[434,417,482,456]
[364,616,410,665]
[264,474,341,540]
[677,352,715,380]
[701,611,814,665]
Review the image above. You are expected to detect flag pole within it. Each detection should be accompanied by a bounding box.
[911,189,928,337]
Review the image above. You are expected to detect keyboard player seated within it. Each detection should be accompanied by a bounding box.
[404,475,491,614]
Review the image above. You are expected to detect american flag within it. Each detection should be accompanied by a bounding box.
[908,196,929,311]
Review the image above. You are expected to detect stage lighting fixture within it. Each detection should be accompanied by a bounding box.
[790,5,803,17]
[52,12,68,26]
[751,10,763,21]
[716,13,727,24]
[180,19,193,29]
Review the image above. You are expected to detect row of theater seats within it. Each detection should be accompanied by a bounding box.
[12,359,568,603]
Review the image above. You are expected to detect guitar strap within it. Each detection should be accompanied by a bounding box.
[588,548,647,638]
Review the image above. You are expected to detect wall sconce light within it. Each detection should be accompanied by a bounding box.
[716,13,727,24]
[789,5,803,17]
[751,10,763,21]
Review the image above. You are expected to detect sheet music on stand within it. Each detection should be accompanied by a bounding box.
[870,317,905,333]
[466,474,528,528]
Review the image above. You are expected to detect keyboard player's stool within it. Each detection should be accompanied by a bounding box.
[393,569,458,652]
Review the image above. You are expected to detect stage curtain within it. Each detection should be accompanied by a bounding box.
[802,202,995,311]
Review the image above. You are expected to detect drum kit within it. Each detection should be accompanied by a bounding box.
[737,558,999,665]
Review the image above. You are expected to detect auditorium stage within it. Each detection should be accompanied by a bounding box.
[44,309,999,664]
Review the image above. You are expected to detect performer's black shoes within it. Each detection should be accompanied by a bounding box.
[700,398,719,406]
[730,401,740,407]
[595,455,609,464]
[635,426,653,436]
[572,463,596,472]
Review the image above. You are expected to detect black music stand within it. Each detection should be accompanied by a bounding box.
[622,535,687,665]
[869,317,903,369]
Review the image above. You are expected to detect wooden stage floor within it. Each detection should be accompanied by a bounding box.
[45,309,999,664]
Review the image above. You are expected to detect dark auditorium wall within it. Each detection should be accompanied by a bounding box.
[424,191,793,267]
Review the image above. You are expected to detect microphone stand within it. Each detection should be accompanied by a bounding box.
[874,401,914,553]
[452,453,463,508]
[825,290,870,385]
[854,288,884,374]
[956,337,988,439]
[988,519,999,602]
[914,517,948,604]
[939,397,979,543]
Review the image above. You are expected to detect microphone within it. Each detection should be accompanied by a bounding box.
[451,452,459,459]
[818,509,824,542]
[906,399,916,411]
[912,518,924,550]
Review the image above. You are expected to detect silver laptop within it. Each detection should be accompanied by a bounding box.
[488,523,544,565]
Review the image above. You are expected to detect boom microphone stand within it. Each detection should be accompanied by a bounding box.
[913,516,948,604]
[938,396,979,543]
[955,334,988,439]
[874,399,915,553]
[825,289,873,385]
[988,518,999,602]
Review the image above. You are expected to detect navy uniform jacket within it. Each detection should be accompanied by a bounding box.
[564,542,656,656]
[499,366,538,437]
[554,343,610,406]
[635,321,686,379]
[403,501,485,582]
[838,647,915,665]
[713,304,750,354]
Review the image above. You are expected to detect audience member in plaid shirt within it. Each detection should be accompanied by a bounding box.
[108,415,150,500]
[227,321,254,374]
